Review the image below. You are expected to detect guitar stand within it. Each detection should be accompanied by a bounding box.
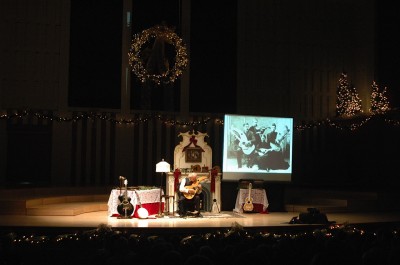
[117,215,133,219]
[117,209,133,219]
[242,210,258,214]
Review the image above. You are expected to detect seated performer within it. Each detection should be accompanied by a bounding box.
[178,172,203,217]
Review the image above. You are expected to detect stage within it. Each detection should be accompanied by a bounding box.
[2,208,400,265]
[1,186,400,235]
[1,209,400,235]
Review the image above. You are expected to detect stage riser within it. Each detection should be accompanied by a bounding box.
[285,204,351,213]
[0,187,113,198]
[0,205,27,215]
[285,199,381,213]
[282,187,400,212]
[0,193,109,216]
[26,202,108,216]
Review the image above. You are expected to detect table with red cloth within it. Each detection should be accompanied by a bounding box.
[108,188,164,218]
[233,188,269,213]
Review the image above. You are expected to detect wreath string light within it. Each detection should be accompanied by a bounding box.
[128,25,189,85]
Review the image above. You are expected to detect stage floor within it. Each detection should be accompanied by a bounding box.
[1,210,400,234]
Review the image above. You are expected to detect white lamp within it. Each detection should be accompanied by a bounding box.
[156,159,171,173]
[156,159,170,218]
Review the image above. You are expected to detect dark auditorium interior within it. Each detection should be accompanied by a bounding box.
[1,1,400,264]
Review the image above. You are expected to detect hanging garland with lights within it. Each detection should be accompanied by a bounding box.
[0,110,222,127]
[128,25,189,85]
[4,222,399,253]
[2,108,399,131]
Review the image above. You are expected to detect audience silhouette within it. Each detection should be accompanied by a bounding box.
[1,223,400,265]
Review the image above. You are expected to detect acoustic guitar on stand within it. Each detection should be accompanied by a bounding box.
[117,178,134,218]
[243,182,254,213]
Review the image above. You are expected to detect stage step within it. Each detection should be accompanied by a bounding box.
[284,204,349,213]
[0,187,112,216]
[27,201,108,216]
[284,198,349,213]
[283,187,384,213]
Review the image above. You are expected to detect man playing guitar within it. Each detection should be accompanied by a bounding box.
[178,172,203,217]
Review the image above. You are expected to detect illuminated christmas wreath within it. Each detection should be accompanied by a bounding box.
[128,25,188,85]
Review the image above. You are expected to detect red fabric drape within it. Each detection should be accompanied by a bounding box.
[210,169,217,192]
[182,135,205,153]
[174,168,181,192]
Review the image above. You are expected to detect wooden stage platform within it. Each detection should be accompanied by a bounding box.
[1,187,400,235]
[2,208,400,234]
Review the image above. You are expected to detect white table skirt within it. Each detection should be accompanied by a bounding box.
[233,188,269,213]
[108,188,164,216]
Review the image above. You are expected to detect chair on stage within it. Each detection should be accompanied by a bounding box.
[178,197,194,215]
[177,192,204,216]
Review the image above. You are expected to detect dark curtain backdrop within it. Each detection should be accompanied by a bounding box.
[68,1,122,109]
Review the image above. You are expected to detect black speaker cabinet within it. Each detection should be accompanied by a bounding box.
[299,212,329,224]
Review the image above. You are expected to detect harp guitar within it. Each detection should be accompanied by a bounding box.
[243,182,254,212]
[183,176,208,199]
[231,128,255,155]
[117,179,134,218]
